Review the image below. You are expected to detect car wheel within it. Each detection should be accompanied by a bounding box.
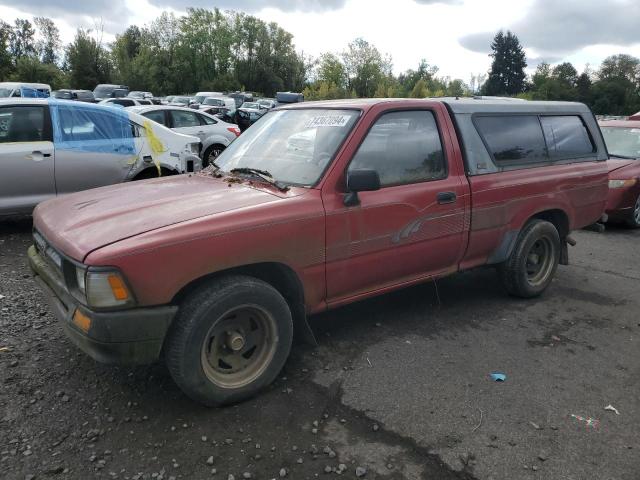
[164,275,293,406]
[498,219,560,298]
[626,194,640,228]
[202,144,226,168]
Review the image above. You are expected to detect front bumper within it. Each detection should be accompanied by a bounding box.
[28,245,177,365]
[605,185,640,220]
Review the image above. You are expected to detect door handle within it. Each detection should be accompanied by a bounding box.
[26,150,50,161]
[437,191,457,204]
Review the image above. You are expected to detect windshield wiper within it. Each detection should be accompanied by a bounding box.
[609,154,637,159]
[230,167,289,191]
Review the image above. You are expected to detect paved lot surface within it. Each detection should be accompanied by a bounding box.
[0,218,638,480]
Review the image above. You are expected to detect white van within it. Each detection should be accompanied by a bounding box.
[0,82,51,98]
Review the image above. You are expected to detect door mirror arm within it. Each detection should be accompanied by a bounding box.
[343,169,381,207]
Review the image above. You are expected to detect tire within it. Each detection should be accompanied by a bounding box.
[498,219,561,298]
[202,144,226,168]
[625,194,640,228]
[164,275,293,406]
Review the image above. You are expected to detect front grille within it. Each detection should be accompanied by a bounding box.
[33,230,63,278]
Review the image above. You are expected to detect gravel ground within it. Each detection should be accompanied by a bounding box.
[0,218,638,480]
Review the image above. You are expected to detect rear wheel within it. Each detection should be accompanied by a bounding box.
[164,275,293,406]
[626,194,640,228]
[202,144,226,168]
[498,220,561,298]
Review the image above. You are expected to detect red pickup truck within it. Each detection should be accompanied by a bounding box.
[29,98,609,406]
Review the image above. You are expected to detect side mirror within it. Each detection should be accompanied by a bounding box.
[344,169,380,206]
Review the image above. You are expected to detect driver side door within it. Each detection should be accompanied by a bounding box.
[323,108,469,305]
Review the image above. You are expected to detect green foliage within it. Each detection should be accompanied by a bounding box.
[342,38,391,97]
[10,56,66,88]
[34,17,61,64]
[0,10,637,116]
[65,28,112,90]
[0,21,13,80]
[9,19,36,62]
[483,30,527,96]
[410,78,429,98]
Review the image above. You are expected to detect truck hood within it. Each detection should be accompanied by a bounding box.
[607,158,637,173]
[34,175,286,261]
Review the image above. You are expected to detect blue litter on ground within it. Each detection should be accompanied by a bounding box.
[489,372,507,382]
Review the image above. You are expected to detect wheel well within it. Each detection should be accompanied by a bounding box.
[133,167,176,180]
[172,262,307,332]
[531,209,570,239]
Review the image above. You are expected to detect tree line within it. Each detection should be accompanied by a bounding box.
[1,13,639,115]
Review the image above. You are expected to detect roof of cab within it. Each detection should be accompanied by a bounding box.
[277,97,592,114]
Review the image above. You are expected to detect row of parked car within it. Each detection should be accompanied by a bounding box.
[22,95,640,408]
[1,82,305,135]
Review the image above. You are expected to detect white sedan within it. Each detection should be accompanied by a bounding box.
[129,105,241,166]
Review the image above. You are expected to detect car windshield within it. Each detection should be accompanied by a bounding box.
[173,96,190,104]
[601,127,640,159]
[94,86,114,97]
[0,88,14,97]
[214,109,359,186]
[241,102,260,109]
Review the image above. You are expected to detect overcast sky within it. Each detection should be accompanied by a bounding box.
[1,0,639,81]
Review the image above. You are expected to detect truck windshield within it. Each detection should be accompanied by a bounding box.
[601,127,640,159]
[215,109,359,187]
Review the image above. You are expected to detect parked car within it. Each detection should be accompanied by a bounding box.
[0,82,51,98]
[93,84,129,101]
[28,98,608,406]
[599,119,640,227]
[163,95,175,105]
[275,91,303,105]
[236,104,266,132]
[52,89,96,103]
[228,92,254,108]
[128,91,153,100]
[129,105,241,166]
[199,96,236,112]
[168,96,192,107]
[256,98,276,110]
[191,91,225,107]
[0,98,201,216]
[99,98,143,108]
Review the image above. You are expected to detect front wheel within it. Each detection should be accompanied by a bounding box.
[202,144,226,168]
[164,275,293,406]
[498,220,561,298]
[626,194,640,228]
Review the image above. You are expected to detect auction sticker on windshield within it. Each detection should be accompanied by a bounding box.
[305,115,350,128]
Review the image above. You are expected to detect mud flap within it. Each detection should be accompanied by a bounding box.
[291,302,318,347]
[560,242,569,266]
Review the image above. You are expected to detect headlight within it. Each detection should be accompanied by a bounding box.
[85,269,135,309]
[609,179,637,189]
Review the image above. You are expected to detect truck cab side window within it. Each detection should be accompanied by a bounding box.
[348,110,446,187]
[475,115,548,167]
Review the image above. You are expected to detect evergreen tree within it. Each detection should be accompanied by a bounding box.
[482,30,527,96]
[0,21,12,80]
[9,19,36,62]
[34,17,61,64]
